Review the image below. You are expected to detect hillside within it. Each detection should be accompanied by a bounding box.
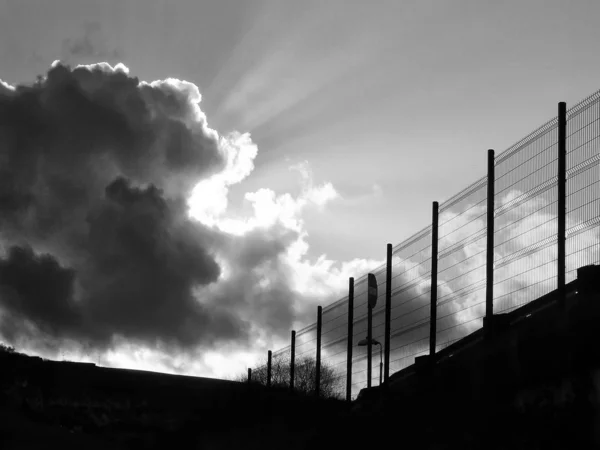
[0,349,349,449]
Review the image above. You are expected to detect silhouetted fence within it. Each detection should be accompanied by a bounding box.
[250,90,600,400]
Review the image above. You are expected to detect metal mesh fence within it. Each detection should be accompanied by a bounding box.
[565,97,600,280]
[254,90,600,401]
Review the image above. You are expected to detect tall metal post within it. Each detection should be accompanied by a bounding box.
[267,350,272,388]
[367,299,373,388]
[384,243,392,383]
[315,305,322,397]
[486,149,495,319]
[379,346,383,386]
[346,277,354,402]
[429,201,439,357]
[248,368,252,384]
[366,273,378,388]
[558,102,567,304]
[290,330,296,391]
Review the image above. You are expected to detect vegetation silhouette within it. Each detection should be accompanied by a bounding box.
[240,354,344,399]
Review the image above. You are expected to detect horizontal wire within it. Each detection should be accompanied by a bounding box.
[439,210,487,240]
[436,299,485,323]
[436,313,484,334]
[438,198,487,229]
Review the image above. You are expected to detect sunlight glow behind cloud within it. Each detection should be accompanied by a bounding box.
[189,158,339,236]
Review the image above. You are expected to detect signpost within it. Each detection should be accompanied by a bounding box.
[367,273,378,388]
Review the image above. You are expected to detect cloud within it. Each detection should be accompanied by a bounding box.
[0,63,210,333]
[61,22,123,62]
[0,62,379,378]
[0,79,15,95]
[189,160,339,236]
[189,157,374,343]
[0,61,238,352]
[0,246,80,342]
[290,161,339,208]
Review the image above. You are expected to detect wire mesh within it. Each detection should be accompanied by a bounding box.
[254,89,600,401]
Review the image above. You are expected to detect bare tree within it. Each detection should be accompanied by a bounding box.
[241,353,344,400]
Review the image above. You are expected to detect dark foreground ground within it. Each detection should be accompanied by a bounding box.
[2,349,600,449]
[0,350,355,449]
[7,269,600,448]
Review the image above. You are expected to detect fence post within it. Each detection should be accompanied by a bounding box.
[384,243,392,383]
[248,368,252,384]
[316,306,322,397]
[486,149,495,320]
[430,201,439,357]
[267,350,272,388]
[558,101,567,306]
[367,293,373,388]
[290,330,296,391]
[346,277,354,402]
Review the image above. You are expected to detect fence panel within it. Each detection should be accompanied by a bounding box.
[253,90,600,400]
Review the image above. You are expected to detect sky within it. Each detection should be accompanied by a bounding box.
[0,0,599,379]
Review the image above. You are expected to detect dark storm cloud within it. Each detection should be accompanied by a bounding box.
[83,177,240,347]
[208,227,300,336]
[0,62,245,350]
[0,62,223,239]
[0,246,80,340]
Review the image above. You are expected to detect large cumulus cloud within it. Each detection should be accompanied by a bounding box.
[0,62,380,376]
[0,62,244,353]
